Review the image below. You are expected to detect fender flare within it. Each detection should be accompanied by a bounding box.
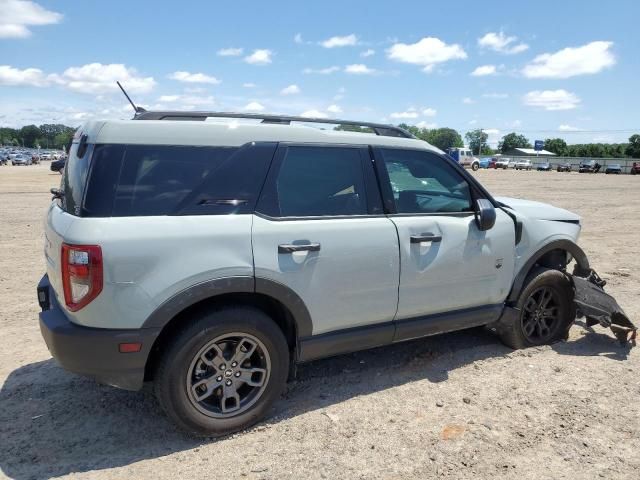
[142,276,313,338]
[507,239,589,304]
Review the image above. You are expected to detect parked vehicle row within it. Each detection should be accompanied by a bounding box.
[1,147,66,167]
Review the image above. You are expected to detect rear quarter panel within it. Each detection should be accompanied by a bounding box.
[45,204,253,329]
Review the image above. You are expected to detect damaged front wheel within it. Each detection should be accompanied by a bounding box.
[499,268,575,349]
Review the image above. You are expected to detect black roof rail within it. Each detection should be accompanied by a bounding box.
[132,111,415,139]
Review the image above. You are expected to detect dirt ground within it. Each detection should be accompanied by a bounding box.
[1,164,638,480]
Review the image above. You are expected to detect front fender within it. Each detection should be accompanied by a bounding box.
[507,239,589,304]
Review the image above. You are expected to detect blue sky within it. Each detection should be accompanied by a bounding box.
[1,0,639,146]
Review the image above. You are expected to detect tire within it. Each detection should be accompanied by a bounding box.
[471,162,479,171]
[154,306,289,437]
[498,268,575,350]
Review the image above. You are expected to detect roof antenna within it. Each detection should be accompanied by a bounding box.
[117,81,146,115]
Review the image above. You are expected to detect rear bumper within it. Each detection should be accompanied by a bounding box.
[37,274,160,390]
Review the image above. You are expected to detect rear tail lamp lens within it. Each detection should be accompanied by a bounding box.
[61,244,103,311]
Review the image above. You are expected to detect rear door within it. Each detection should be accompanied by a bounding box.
[372,147,515,335]
[252,144,399,337]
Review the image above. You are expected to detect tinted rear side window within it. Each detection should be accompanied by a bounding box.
[81,143,276,217]
[113,145,235,217]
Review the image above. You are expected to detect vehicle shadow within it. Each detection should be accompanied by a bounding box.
[0,325,629,479]
[551,320,633,361]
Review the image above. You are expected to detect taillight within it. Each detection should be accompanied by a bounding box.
[61,244,103,311]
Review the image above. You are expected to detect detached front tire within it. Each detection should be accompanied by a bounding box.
[499,268,575,349]
[155,306,289,437]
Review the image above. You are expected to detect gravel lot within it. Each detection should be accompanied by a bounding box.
[1,165,638,480]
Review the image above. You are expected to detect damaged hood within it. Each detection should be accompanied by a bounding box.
[495,196,581,222]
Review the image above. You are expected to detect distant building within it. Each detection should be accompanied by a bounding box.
[504,148,557,156]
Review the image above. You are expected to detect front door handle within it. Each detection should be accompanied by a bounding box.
[410,233,442,243]
[278,243,321,254]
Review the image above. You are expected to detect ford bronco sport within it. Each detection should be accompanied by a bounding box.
[38,111,635,437]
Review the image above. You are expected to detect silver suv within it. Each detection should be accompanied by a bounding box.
[38,112,634,436]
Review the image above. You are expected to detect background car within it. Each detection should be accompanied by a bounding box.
[478,157,496,169]
[631,162,640,175]
[494,157,511,169]
[537,162,551,171]
[50,158,66,173]
[605,164,622,174]
[579,160,601,173]
[557,163,571,172]
[11,154,32,166]
[514,159,532,170]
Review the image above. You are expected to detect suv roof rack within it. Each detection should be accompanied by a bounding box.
[132,111,415,139]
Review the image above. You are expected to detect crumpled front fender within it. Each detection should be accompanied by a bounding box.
[571,267,637,345]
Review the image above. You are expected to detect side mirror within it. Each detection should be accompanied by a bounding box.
[50,188,63,200]
[475,198,496,231]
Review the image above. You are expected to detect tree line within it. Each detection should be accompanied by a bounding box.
[4,122,640,158]
[394,124,640,159]
[0,124,76,150]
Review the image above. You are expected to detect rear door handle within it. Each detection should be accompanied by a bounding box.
[278,243,321,254]
[410,233,442,243]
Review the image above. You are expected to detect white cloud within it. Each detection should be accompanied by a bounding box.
[522,41,615,79]
[300,109,328,118]
[303,66,340,75]
[482,92,509,99]
[280,84,300,95]
[157,94,215,107]
[510,120,522,128]
[478,31,529,55]
[469,119,478,125]
[416,121,437,129]
[0,65,49,86]
[320,34,358,48]
[244,49,273,65]
[387,37,467,72]
[169,71,221,85]
[361,49,375,57]
[482,128,500,135]
[559,124,579,131]
[390,110,419,119]
[243,101,265,112]
[217,47,243,57]
[0,0,62,39]
[243,82,256,88]
[471,65,497,76]
[344,64,376,75]
[422,108,437,117]
[327,104,342,114]
[523,90,581,111]
[61,63,156,94]
[462,97,475,104]
[294,33,303,44]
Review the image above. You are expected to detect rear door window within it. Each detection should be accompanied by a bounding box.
[257,145,370,217]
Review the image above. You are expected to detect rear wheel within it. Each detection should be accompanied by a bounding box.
[499,268,575,349]
[154,306,289,437]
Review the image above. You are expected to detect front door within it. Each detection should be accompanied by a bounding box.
[372,147,515,331]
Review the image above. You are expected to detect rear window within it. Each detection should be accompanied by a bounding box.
[77,142,276,217]
[60,142,94,216]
